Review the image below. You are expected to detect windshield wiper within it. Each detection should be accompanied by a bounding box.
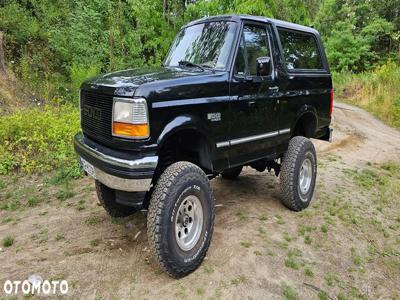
[178,60,204,71]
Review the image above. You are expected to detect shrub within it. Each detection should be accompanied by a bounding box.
[0,105,80,174]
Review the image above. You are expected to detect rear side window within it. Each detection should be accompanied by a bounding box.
[278,28,323,71]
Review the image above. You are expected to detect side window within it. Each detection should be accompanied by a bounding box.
[243,25,269,76]
[234,36,246,75]
[278,29,323,70]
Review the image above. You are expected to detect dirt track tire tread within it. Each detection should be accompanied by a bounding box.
[147,161,214,278]
[280,136,317,212]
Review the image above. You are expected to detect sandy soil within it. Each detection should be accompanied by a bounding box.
[1,103,399,299]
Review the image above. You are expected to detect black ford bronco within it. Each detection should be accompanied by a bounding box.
[74,15,333,277]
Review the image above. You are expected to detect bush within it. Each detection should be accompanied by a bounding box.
[0,105,80,174]
[334,61,400,128]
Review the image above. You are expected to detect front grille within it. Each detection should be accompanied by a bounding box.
[80,90,113,145]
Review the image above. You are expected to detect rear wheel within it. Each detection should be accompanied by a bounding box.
[147,161,214,278]
[95,181,139,217]
[280,136,317,211]
[221,166,243,180]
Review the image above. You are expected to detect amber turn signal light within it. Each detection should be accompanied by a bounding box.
[112,122,149,139]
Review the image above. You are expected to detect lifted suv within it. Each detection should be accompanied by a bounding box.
[74,15,333,277]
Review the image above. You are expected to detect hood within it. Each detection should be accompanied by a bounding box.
[82,66,216,97]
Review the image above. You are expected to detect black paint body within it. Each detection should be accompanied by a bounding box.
[80,15,333,173]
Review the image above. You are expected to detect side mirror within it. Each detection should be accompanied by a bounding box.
[256,57,272,76]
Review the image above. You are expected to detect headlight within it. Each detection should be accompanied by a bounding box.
[112,97,149,139]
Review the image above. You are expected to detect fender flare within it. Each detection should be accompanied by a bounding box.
[291,105,318,136]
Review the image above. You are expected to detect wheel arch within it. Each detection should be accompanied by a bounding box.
[291,106,318,138]
[157,115,214,172]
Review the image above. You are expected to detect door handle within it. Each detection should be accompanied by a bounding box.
[269,86,279,92]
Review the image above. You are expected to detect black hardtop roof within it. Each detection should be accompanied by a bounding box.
[185,14,319,35]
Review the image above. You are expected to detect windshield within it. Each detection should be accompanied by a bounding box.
[164,21,237,70]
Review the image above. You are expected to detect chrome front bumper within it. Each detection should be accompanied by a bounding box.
[74,133,158,192]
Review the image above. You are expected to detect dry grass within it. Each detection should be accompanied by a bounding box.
[334,61,400,128]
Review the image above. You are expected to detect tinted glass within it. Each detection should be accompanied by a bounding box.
[243,25,269,75]
[164,21,236,69]
[278,29,323,70]
[234,37,246,75]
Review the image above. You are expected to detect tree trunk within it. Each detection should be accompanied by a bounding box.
[0,31,7,75]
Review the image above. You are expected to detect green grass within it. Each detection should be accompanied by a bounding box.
[284,256,299,270]
[240,240,252,248]
[2,235,14,247]
[0,105,81,174]
[203,265,214,274]
[318,290,329,300]
[55,233,65,241]
[282,283,298,300]
[27,196,40,207]
[85,216,102,226]
[230,275,247,286]
[90,239,100,247]
[304,266,314,277]
[334,61,400,128]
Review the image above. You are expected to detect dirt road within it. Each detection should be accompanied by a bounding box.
[1,103,399,299]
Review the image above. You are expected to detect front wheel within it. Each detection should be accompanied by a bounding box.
[147,161,214,278]
[280,136,317,211]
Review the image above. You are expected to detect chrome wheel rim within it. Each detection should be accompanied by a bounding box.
[298,158,312,200]
[175,195,203,251]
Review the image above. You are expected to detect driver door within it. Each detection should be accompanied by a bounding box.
[228,22,279,167]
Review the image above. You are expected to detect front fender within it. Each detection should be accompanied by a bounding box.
[157,114,211,147]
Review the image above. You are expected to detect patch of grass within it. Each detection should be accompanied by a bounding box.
[282,283,298,300]
[48,166,82,185]
[259,214,268,221]
[253,250,262,256]
[304,266,314,277]
[196,287,205,296]
[351,247,363,266]
[55,233,65,241]
[27,196,40,207]
[324,272,338,287]
[318,290,329,300]
[203,265,214,274]
[321,224,328,233]
[335,61,400,128]
[283,232,293,242]
[111,217,123,224]
[76,199,85,211]
[276,214,285,224]
[85,216,102,226]
[230,275,247,286]
[1,216,13,224]
[304,235,312,245]
[337,293,347,300]
[240,240,252,248]
[236,211,248,221]
[90,239,100,247]
[56,183,75,201]
[2,235,14,247]
[298,225,313,236]
[0,179,5,190]
[285,256,299,270]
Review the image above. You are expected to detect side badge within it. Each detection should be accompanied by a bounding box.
[207,112,221,122]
